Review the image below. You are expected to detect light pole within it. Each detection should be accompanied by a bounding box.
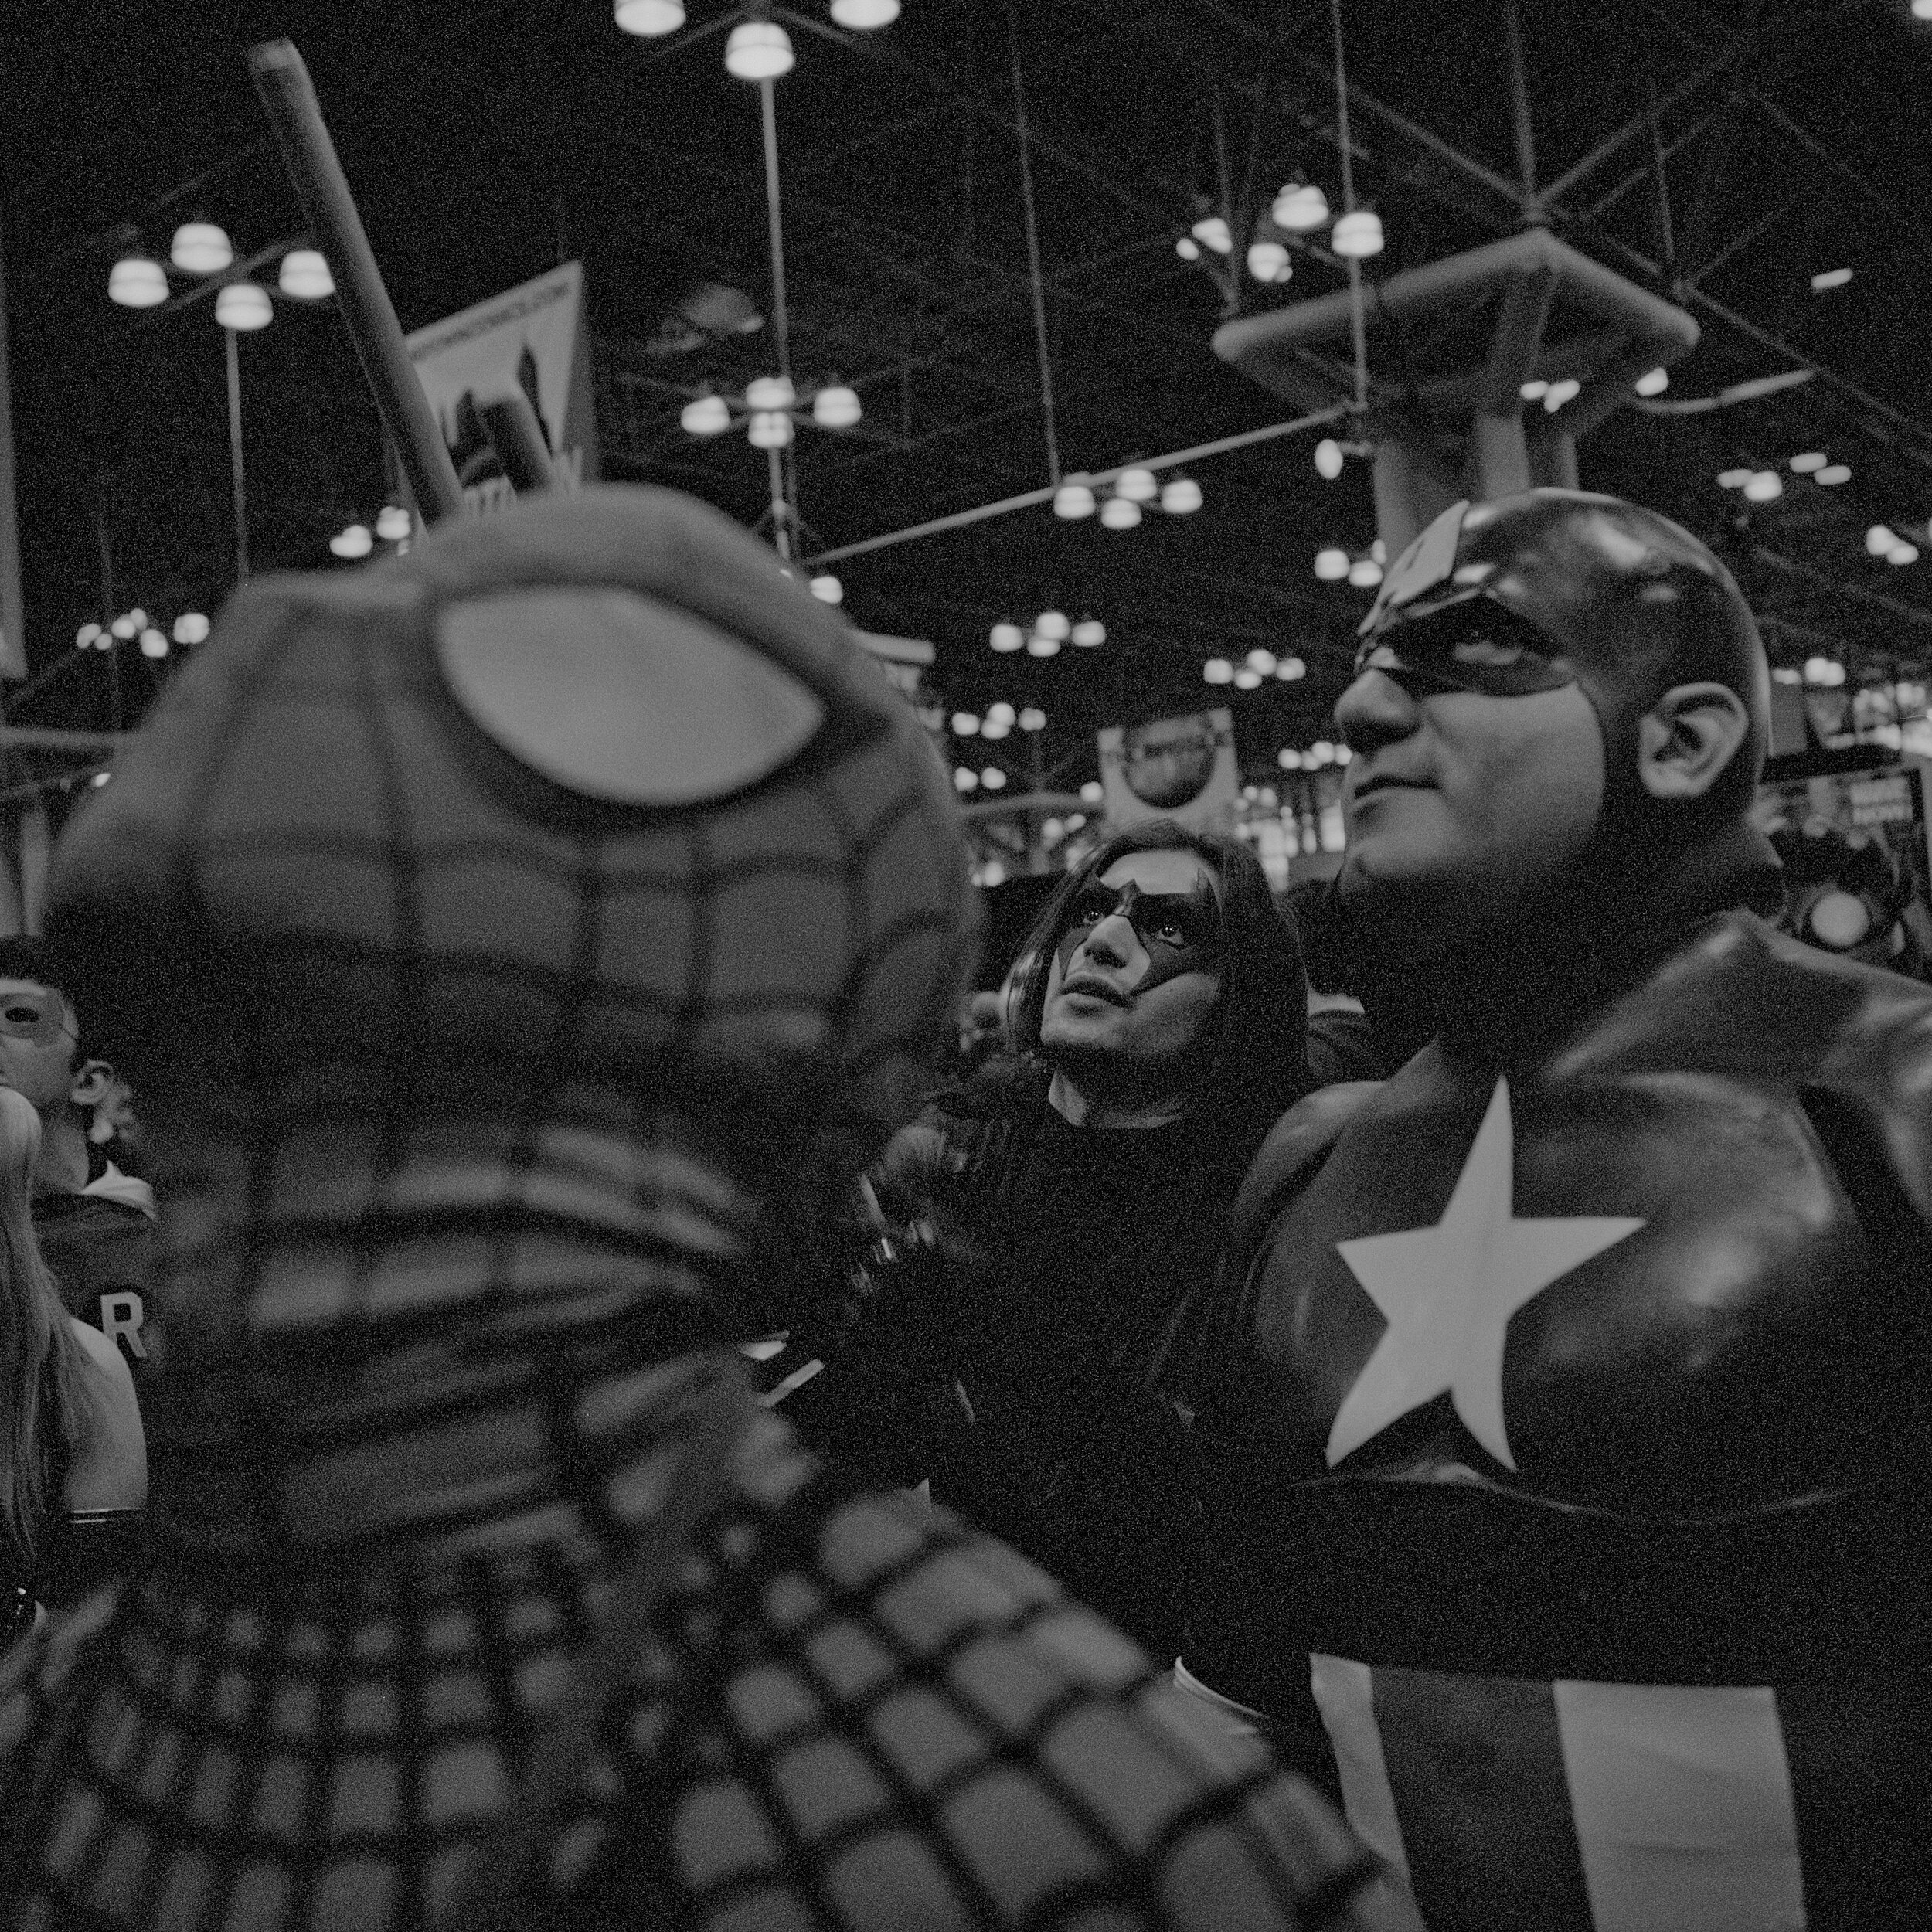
[109,220,334,587]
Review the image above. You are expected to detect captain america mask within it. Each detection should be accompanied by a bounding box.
[1354,596,1575,700]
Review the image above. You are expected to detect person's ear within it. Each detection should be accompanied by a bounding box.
[68,1058,116,1109]
[1635,682,1750,802]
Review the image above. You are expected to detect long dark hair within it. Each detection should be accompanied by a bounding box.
[1006,819,1310,1121]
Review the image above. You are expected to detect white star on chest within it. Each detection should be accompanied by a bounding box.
[1326,1077,1644,1470]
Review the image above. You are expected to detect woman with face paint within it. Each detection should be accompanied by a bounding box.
[787,821,1311,1659]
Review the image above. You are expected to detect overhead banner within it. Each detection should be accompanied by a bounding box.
[405,261,600,516]
[1097,706,1240,835]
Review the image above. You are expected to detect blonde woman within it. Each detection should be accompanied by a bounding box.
[0,1086,145,1641]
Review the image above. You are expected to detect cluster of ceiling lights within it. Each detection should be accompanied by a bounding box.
[1798,657,1849,687]
[1718,452,1852,502]
[1314,537,1388,587]
[615,1,901,63]
[109,220,333,318]
[1866,523,1923,567]
[1052,467,1201,524]
[1277,740,1350,770]
[1177,180,1385,279]
[680,374,862,448]
[951,701,1047,740]
[76,609,209,660]
[328,505,415,559]
[1204,648,1308,689]
[989,611,1106,656]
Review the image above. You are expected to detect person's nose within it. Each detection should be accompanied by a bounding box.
[1080,910,1139,970]
[1335,665,1423,756]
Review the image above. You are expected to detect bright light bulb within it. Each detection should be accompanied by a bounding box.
[979,718,1010,740]
[1717,468,1755,489]
[1634,367,1670,397]
[954,768,978,792]
[989,622,1025,652]
[1247,648,1278,675]
[1335,744,1353,764]
[1519,379,1549,401]
[809,573,844,604]
[1234,668,1263,689]
[1889,543,1920,566]
[680,393,731,435]
[724,19,794,78]
[75,623,101,649]
[1080,781,1104,804]
[1026,634,1061,658]
[1160,477,1202,514]
[1742,471,1783,502]
[1915,0,1932,17]
[811,384,862,428]
[1032,610,1070,641]
[1370,539,1386,563]
[127,609,147,631]
[1789,452,1827,474]
[1815,464,1852,485]
[1272,182,1329,231]
[1314,548,1351,581]
[172,612,210,644]
[1543,377,1581,411]
[1810,267,1853,292]
[1331,209,1384,258]
[1071,619,1107,647]
[277,248,333,299]
[1348,558,1383,587]
[1190,215,1233,255]
[745,374,796,410]
[1203,658,1234,685]
[1099,495,1141,529]
[1867,525,1897,556]
[376,505,413,541]
[952,712,980,736]
[1175,236,1201,261]
[1115,467,1158,502]
[987,702,1016,726]
[215,282,273,331]
[615,0,685,31]
[981,767,1007,790]
[1247,240,1292,284]
[170,220,233,274]
[747,410,794,448]
[108,253,168,307]
[139,628,168,659]
[1314,438,1345,480]
[1053,481,1096,519]
[1019,707,1047,731]
[110,615,138,640]
[1278,747,1303,769]
[831,0,900,24]
[330,524,373,559]
[1311,740,1335,764]
[1278,656,1307,680]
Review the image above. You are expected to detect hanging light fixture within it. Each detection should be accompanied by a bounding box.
[1114,467,1158,502]
[1519,379,1549,401]
[277,248,334,299]
[811,383,862,428]
[139,628,169,660]
[1542,377,1581,412]
[1032,610,1071,641]
[745,374,796,410]
[170,219,233,274]
[679,393,732,435]
[110,614,139,640]
[1174,236,1202,261]
[981,716,1010,740]
[1314,548,1351,580]
[376,505,413,541]
[108,250,169,308]
[1272,182,1330,231]
[987,702,1016,726]
[1019,706,1047,732]
[1634,367,1669,397]
[1099,495,1141,529]
[981,767,1008,790]
[1789,451,1828,474]
[1314,438,1345,480]
[955,768,978,792]
[172,612,210,644]
[1026,634,1062,658]
[1189,215,1234,256]
[1053,480,1097,519]
[829,0,900,23]
[1867,525,1898,556]
[1815,464,1852,485]
[747,410,794,448]
[214,282,274,330]
[1202,658,1235,684]
[1348,557,1383,587]
[75,623,102,649]
[809,573,844,603]
[1887,542,1920,566]
[1741,471,1783,503]
[1247,648,1279,675]
[1809,267,1853,293]
[329,524,374,559]
[1330,209,1384,258]
[952,712,981,736]
[1277,656,1308,680]
[1247,240,1292,284]
[1160,476,1202,514]
[1071,618,1107,646]
[725,19,794,78]
[1234,668,1264,689]
[614,0,685,30]
[989,621,1026,652]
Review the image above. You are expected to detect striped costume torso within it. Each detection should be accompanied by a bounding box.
[1190,912,1932,1931]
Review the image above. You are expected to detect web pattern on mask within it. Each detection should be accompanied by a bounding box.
[0,512,1381,1932]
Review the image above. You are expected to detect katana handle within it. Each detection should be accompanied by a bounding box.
[247,39,466,526]
[475,386,556,496]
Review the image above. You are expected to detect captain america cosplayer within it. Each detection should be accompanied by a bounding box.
[1180,488,1932,1931]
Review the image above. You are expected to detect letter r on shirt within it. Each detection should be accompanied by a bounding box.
[100,1291,147,1359]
